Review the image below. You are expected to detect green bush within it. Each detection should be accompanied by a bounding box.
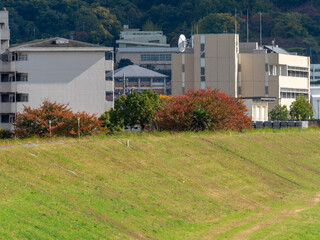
[0,129,13,139]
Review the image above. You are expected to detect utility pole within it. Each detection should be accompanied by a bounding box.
[247,10,249,43]
[260,12,262,47]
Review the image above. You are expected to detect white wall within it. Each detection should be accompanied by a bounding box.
[5,51,112,116]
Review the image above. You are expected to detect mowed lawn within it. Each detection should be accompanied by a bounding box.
[0,130,320,239]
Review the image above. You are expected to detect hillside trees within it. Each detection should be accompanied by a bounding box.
[197,13,239,34]
[2,0,320,61]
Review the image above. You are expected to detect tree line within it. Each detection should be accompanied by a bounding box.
[1,0,320,61]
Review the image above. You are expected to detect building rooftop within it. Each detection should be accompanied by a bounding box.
[107,65,167,78]
[264,45,290,55]
[9,37,112,52]
[117,47,180,53]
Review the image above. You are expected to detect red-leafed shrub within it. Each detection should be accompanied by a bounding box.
[13,100,104,138]
[155,88,252,132]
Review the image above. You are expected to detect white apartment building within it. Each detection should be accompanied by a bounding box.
[0,11,113,130]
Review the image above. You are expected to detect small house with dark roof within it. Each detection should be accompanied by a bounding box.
[106,65,168,98]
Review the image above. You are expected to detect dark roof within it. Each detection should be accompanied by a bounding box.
[9,37,106,50]
[264,45,289,55]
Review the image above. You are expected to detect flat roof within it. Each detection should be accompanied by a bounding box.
[117,47,180,53]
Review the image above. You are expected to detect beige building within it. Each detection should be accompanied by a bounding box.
[172,34,239,96]
[172,34,310,116]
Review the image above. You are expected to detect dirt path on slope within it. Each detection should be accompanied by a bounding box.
[230,191,320,240]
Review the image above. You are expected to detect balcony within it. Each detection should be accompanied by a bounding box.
[105,60,113,71]
[0,82,14,92]
[0,29,10,40]
[0,102,14,113]
[0,61,15,72]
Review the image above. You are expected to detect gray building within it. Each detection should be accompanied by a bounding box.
[116,27,179,95]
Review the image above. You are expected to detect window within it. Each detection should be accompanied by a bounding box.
[106,91,113,101]
[265,86,269,95]
[201,67,205,76]
[1,115,9,123]
[17,53,28,61]
[16,94,28,102]
[141,54,171,62]
[141,78,150,83]
[200,58,205,67]
[201,76,206,82]
[200,81,206,89]
[280,88,308,99]
[200,35,206,44]
[105,52,112,60]
[200,43,205,52]
[182,64,185,73]
[128,78,138,83]
[16,74,28,82]
[105,71,113,81]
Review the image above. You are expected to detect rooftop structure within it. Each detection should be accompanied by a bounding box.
[116,27,169,48]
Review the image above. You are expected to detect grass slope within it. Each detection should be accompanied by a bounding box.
[0,130,320,239]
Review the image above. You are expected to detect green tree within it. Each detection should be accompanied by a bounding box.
[120,90,162,130]
[117,58,134,69]
[100,90,162,132]
[269,104,288,121]
[197,13,238,34]
[142,20,161,31]
[289,95,313,120]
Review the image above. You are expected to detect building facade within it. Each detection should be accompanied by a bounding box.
[310,64,320,84]
[172,34,239,96]
[172,34,310,115]
[310,85,320,119]
[0,11,114,129]
[116,27,180,95]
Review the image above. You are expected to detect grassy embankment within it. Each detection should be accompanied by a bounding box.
[0,129,320,239]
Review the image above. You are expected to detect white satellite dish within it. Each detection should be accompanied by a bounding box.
[178,34,187,52]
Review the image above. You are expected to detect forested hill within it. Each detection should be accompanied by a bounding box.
[1,0,320,61]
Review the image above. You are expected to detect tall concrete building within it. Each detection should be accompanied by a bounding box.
[172,34,310,114]
[172,34,239,96]
[0,11,114,130]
